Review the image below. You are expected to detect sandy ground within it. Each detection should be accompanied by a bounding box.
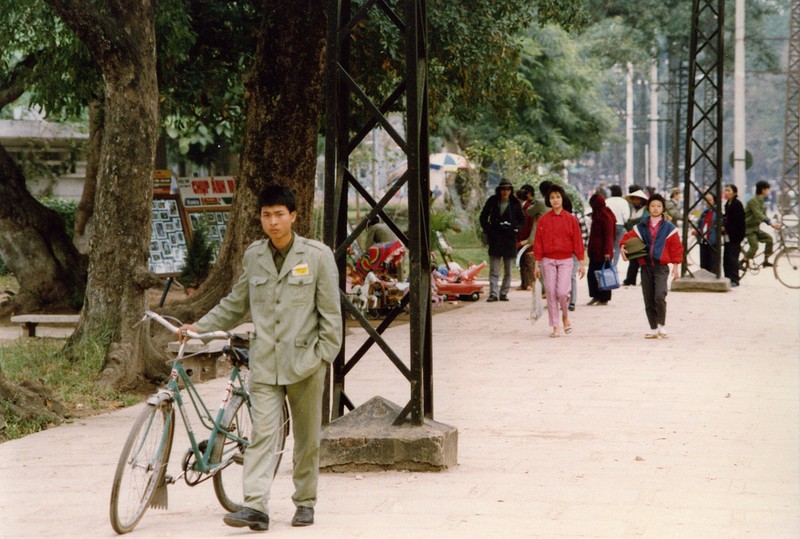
[1,265,799,538]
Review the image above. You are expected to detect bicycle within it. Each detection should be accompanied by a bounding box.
[109,310,290,534]
[738,222,800,289]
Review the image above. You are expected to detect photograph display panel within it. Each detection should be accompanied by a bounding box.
[187,210,229,263]
[149,198,188,275]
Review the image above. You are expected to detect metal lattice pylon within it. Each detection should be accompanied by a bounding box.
[781,0,800,228]
[324,0,432,426]
[682,0,725,277]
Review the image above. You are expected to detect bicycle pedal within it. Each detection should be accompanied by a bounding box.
[164,474,175,484]
[232,452,244,465]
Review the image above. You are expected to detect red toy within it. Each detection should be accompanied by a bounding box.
[432,261,486,301]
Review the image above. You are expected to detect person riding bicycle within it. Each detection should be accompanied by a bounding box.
[181,185,342,531]
[743,180,781,268]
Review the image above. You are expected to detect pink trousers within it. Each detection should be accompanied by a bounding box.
[541,257,573,328]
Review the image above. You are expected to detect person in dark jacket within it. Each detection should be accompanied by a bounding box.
[722,184,746,287]
[694,193,720,274]
[480,177,525,301]
[586,193,616,305]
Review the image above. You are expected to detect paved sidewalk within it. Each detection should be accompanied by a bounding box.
[1,266,798,538]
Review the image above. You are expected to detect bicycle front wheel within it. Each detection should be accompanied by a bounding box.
[212,397,289,512]
[110,402,174,534]
[773,247,800,289]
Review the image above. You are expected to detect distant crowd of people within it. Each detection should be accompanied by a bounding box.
[478,177,784,338]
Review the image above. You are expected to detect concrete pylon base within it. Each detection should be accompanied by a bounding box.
[672,268,731,292]
[320,396,458,472]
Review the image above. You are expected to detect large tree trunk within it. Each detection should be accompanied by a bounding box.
[0,51,86,316]
[73,99,103,254]
[0,143,87,315]
[166,0,327,325]
[45,0,160,389]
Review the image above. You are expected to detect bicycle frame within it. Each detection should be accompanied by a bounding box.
[159,349,251,481]
[141,310,252,481]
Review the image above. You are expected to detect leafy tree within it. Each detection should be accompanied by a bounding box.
[467,23,615,165]
[41,0,161,388]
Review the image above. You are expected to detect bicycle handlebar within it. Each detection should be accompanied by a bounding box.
[143,310,229,341]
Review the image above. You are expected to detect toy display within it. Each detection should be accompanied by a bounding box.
[431,260,486,301]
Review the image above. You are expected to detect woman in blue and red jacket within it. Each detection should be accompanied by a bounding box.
[620,194,683,339]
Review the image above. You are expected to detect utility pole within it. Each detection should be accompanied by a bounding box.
[782,0,800,222]
[733,0,747,195]
[649,61,660,191]
[626,62,634,192]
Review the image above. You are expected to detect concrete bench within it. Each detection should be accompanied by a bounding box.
[10,314,81,337]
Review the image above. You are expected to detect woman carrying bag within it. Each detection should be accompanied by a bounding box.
[586,193,617,305]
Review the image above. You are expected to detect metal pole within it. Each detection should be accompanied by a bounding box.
[733,0,747,195]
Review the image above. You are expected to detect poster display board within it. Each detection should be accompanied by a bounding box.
[177,176,235,264]
[177,176,235,208]
[149,195,189,275]
[148,175,236,275]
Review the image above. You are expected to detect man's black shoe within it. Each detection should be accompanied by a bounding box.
[499,295,509,301]
[224,507,269,531]
[486,295,498,302]
[292,506,314,527]
[763,260,774,267]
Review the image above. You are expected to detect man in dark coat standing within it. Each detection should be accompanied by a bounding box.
[480,177,525,301]
[722,184,746,287]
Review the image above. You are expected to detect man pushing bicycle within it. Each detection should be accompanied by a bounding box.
[181,185,342,531]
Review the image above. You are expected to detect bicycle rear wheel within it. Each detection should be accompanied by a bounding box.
[773,247,800,289]
[110,403,174,534]
[212,397,289,512]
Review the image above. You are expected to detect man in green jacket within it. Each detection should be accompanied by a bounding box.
[744,180,781,267]
[182,185,342,530]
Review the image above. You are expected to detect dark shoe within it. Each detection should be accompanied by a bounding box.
[568,303,575,311]
[499,295,509,301]
[292,506,314,527]
[763,260,773,267]
[486,295,498,302]
[224,507,269,531]
[586,298,599,306]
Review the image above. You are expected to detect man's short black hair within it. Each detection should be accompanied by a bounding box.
[755,180,770,195]
[609,184,622,197]
[258,185,296,212]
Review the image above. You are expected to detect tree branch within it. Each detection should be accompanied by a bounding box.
[0,53,41,110]
[43,0,132,70]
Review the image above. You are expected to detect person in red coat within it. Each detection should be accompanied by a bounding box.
[533,184,586,337]
[586,193,616,305]
[620,194,684,339]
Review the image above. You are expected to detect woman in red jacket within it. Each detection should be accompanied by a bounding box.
[533,184,586,337]
[620,194,684,339]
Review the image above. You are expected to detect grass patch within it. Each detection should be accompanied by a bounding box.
[0,274,18,293]
[0,338,141,440]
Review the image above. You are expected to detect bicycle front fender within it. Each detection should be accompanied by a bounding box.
[147,389,174,407]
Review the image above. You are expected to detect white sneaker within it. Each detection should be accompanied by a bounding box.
[658,326,668,338]
[645,329,659,339]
